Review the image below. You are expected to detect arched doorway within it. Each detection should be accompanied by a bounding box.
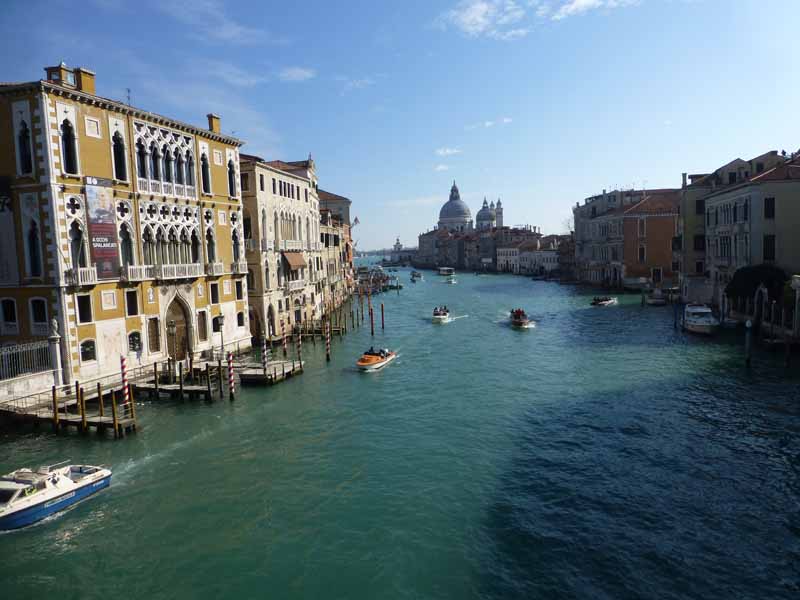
[166,299,190,360]
[249,307,262,341]
[267,305,276,338]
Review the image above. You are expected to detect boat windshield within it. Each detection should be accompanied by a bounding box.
[0,488,20,504]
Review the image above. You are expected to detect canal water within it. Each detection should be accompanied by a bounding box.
[2,269,799,599]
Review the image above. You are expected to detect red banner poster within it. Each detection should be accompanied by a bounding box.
[85,176,119,280]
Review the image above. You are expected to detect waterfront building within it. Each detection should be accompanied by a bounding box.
[0,62,249,393]
[557,232,576,280]
[675,150,783,303]
[496,244,521,274]
[620,191,680,288]
[519,236,561,276]
[239,154,323,339]
[703,154,800,307]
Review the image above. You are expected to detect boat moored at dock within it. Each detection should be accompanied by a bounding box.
[683,304,720,335]
[0,462,111,530]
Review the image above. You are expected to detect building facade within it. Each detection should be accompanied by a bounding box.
[0,62,250,389]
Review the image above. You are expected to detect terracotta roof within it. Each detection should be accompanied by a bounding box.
[517,240,540,252]
[750,157,800,182]
[265,159,310,172]
[624,190,680,215]
[319,189,351,203]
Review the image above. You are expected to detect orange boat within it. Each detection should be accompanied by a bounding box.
[356,348,397,372]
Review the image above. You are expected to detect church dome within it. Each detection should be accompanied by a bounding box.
[438,182,471,222]
[476,198,496,222]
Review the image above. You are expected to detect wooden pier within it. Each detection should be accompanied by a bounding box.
[238,359,304,386]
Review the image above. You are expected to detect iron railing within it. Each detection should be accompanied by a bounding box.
[0,340,52,382]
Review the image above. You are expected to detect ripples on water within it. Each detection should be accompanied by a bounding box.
[1,270,799,599]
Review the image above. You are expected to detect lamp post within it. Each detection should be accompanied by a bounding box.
[218,314,226,359]
[167,319,177,383]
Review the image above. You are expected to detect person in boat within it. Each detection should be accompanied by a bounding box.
[367,346,376,356]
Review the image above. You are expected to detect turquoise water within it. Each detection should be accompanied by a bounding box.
[2,270,799,599]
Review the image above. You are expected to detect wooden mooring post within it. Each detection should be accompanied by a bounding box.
[178,362,184,401]
[381,303,385,330]
[51,385,59,431]
[745,320,753,367]
[154,362,159,395]
[79,387,87,433]
[205,364,212,400]
[110,390,119,438]
[218,358,224,399]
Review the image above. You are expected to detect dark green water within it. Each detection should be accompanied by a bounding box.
[2,270,799,599]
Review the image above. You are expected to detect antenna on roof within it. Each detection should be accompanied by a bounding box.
[126,88,131,105]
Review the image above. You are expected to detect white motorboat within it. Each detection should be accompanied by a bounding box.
[0,462,111,530]
[437,267,455,276]
[683,304,719,335]
[591,296,618,307]
[432,307,451,324]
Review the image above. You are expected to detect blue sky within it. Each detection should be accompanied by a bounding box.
[2,0,799,250]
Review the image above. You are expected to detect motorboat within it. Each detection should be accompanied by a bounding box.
[683,304,719,335]
[0,462,111,530]
[591,296,618,307]
[510,308,530,328]
[432,306,451,324]
[645,288,667,306]
[410,271,423,282]
[437,267,455,276]
[445,275,457,285]
[356,348,397,372]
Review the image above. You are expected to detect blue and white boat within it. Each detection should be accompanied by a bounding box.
[0,462,111,530]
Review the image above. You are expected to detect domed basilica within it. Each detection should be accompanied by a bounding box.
[437,181,503,232]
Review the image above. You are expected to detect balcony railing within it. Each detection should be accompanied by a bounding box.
[287,280,306,292]
[206,262,225,276]
[261,239,274,252]
[185,185,196,198]
[31,322,50,337]
[154,263,204,280]
[280,240,303,251]
[150,181,162,195]
[138,178,196,199]
[121,264,154,282]
[162,182,173,196]
[231,261,248,275]
[173,184,184,197]
[65,265,98,286]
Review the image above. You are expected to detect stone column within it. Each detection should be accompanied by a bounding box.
[48,318,63,387]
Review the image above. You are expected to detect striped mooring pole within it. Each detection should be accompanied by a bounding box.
[227,351,235,401]
[120,355,133,421]
[325,319,331,362]
[281,320,287,357]
[296,329,303,369]
[261,338,268,375]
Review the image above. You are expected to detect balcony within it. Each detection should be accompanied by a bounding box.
[287,280,306,292]
[31,322,49,337]
[261,239,274,252]
[121,264,154,282]
[65,265,98,286]
[280,240,303,251]
[173,184,184,197]
[154,263,204,280]
[206,262,225,276]
[231,261,248,275]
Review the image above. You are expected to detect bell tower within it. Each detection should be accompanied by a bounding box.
[496,198,503,228]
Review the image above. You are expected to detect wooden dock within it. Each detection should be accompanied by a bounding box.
[238,359,304,386]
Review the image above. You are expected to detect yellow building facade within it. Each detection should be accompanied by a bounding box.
[0,63,251,388]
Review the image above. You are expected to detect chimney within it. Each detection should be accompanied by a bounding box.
[74,67,96,94]
[682,172,687,188]
[207,113,221,134]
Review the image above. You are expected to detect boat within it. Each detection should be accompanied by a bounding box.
[356,348,397,372]
[645,288,667,306]
[591,296,618,307]
[509,308,530,328]
[0,462,112,530]
[410,270,423,282]
[683,304,719,335]
[437,267,455,276]
[432,306,451,324]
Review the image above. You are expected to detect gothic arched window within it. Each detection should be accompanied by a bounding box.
[168,229,179,264]
[205,229,216,262]
[28,220,42,277]
[175,150,185,185]
[190,231,200,263]
[163,145,173,183]
[136,141,147,179]
[18,120,33,174]
[227,160,236,197]
[61,120,78,174]
[113,132,127,181]
[232,230,241,262]
[186,151,195,187]
[180,230,191,264]
[156,228,167,265]
[149,143,161,180]
[200,154,211,194]
[119,223,134,267]
[142,226,155,265]
[69,221,87,268]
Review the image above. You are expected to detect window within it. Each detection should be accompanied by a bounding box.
[69,221,87,268]
[305,189,308,202]
[671,261,680,273]
[241,173,249,192]
[30,298,47,325]
[201,153,211,194]
[176,150,185,185]
[259,174,265,191]
[128,332,142,352]
[272,178,276,194]
[136,141,147,179]
[228,160,237,197]
[764,197,775,219]
[79,340,96,362]
[205,230,216,263]
[149,143,160,180]
[695,199,705,215]
[763,234,776,261]
[756,162,764,174]
[212,316,222,333]
[638,246,646,263]
[232,230,240,262]
[61,120,78,174]
[77,295,92,323]
[235,280,243,300]
[18,120,33,174]
[186,151,195,187]
[652,267,662,283]
[191,231,201,263]
[125,290,139,316]
[148,317,161,352]
[112,132,127,181]
[237,312,245,327]
[120,223,134,267]
[695,260,704,274]
[693,235,705,251]
[1,299,18,332]
[728,172,737,185]
[27,220,42,277]
[198,311,208,341]
[163,145,173,183]
[210,283,219,304]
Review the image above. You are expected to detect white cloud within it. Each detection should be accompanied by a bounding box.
[551,0,639,20]
[278,67,316,82]
[434,164,450,171]
[465,116,513,130]
[158,0,274,45]
[336,76,375,94]
[436,147,462,156]
[206,61,266,87]
[501,116,513,123]
[437,0,529,40]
